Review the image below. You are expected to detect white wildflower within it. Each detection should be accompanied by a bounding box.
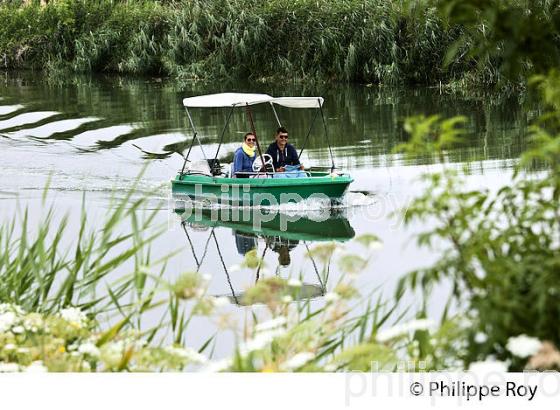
[459,316,473,328]
[0,304,24,315]
[165,346,208,364]
[133,339,147,349]
[200,358,232,373]
[281,295,293,304]
[59,307,87,327]
[255,316,287,333]
[0,312,17,333]
[376,319,435,343]
[287,278,302,287]
[474,332,488,344]
[78,342,100,358]
[239,328,286,357]
[280,352,315,371]
[3,344,16,351]
[17,347,29,354]
[67,342,78,352]
[25,361,47,373]
[469,359,508,374]
[23,313,43,332]
[324,292,340,303]
[506,335,542,358]
[100,340,125,366]
[0,362,19,373]
[11,326,24,334]
[368,241,383,251]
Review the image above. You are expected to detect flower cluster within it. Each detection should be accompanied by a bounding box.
[0,304,207,372]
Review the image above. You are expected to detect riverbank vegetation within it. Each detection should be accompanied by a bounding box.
[0,0,540,87]
[394,0,560,371]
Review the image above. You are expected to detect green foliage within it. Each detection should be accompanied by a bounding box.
[0,303,207,371]
[0,0,492,85]
[395,68,560,370]
[0,183,165,315]
[439,0,560,82]
[331,342,397,371]
[172,272,206,300]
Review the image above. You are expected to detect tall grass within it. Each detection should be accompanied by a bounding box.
[0,176,167,317]
[0,0,497,86]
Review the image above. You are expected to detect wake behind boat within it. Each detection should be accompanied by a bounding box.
[171,93,353,206]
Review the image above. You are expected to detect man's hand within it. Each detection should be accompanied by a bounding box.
[277,167,285,172]
[299,164,305,170]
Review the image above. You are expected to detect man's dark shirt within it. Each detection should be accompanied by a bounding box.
[265,142,300,170]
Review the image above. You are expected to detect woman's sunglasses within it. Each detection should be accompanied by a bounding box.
[246,138,256,142]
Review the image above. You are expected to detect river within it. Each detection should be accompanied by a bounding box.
[0,72,532,358]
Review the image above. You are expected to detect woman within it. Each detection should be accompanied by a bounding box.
[232,132,256,178]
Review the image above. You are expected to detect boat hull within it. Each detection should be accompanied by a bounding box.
[171,172,353,206]
[177,207,355,242]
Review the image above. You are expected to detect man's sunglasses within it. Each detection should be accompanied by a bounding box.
[278,135,289,140]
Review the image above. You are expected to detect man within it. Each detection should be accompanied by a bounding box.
[265,127,305,172]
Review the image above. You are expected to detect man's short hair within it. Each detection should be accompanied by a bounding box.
[276,126,288,135]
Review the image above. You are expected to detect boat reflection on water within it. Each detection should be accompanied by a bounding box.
[175,207,355,306]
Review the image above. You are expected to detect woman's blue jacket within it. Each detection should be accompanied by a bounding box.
[233,147,255,176]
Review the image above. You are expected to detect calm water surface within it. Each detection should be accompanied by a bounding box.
[0,72,534,357]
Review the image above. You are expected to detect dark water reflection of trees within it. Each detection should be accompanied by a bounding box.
[0,72,535,169]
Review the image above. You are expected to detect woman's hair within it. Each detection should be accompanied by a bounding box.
[244,132,255,140]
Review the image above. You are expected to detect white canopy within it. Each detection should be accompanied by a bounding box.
[272,97,324,108]
[182,93,272,108]
[182,93,323,108]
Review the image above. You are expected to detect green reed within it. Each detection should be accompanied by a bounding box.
[0,0,502,87]
[0,174,169,317]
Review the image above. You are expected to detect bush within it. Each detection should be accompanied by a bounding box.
[0,0,496,85]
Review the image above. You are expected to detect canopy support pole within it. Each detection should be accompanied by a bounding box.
[180,107,208,175]
[245,104,266,172]
[255,242,268,283]
[211,230,239,305]
[305,242,326,294]
[270,103,282,127]
[181,133,195,175]
[319,99,336,172]
[213,105,235,163]
[181,221,200,268]
[298,107,320,160]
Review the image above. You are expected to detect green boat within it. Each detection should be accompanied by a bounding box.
[171,93,353,205]
[176,207,355,242]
